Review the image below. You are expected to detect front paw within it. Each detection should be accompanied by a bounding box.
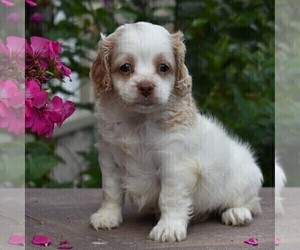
[148,219,187,242]
[90,208,123,230]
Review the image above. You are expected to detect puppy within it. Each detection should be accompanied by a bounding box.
[90,22,263,242]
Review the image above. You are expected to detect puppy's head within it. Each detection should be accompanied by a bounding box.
[90,22,192,113]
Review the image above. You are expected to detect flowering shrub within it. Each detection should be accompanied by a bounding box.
[25,36,75,137]
[0,36,25,135]
[0,34,75,138]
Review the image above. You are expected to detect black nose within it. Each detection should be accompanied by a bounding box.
[137,82,154,97]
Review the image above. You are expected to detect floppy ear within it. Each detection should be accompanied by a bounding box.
[90,34,115,96]
[171,31,192,97]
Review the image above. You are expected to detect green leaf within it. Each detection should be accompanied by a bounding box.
[26,140,54,156]
[26,156,61,181]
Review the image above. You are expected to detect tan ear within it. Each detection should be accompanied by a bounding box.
[171,31,192,97]
[90,34,115,96]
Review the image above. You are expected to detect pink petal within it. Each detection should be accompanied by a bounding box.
[31,114,54,138]
[0,101,9,117]
[0,79,19,99]
[7,36,26,57]
[62,65,72,78]
[4,107,24,135]
[58,240,73,249]
[6,12,22,23]
[0,39,9,54]
[32,91,48,108]
[46,96,63,123]
[30,12,43,23]
[30,36,49,58]
[49,40,62,60]
[57,100,75,127]
[48,95,63,111]
[25,40,33,54]
[10,90,24,108]
[8,234,25,246]
[26,0,37,6]
[32,234,52,246]
[244,237,258,246]
[1,0,14,7]
[25,80,41,99]
[275,238,280,246]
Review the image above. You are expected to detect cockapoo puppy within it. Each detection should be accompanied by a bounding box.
[90,22,263,242]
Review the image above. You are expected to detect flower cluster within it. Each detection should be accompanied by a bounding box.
[25,80,74,138]
[1,0,75,138]
[0,36,25,82]
[0,79,24,135]
[25,37,75,138]
[0,35,75,137]
[26,36,71,84]
[0,37,25,135]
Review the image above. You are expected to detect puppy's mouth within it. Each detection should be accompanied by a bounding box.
[135,98,156,107]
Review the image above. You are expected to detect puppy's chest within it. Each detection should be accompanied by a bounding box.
[102,120,160,172]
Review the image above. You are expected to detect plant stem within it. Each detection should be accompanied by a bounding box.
[25,214,44,225]
[0,214,21,224]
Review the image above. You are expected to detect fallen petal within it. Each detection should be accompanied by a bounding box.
[58,244,73,249]
[275,238,280,246]
[1,0,14,7]
[58,240,72,249]
[8,235,25,246]
[32,234,52,246]
[244,237,258,246]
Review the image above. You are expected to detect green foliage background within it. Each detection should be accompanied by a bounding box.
[26,0,274,187]
[276,0,300,186]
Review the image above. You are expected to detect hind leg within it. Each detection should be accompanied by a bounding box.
[221,207,252,226]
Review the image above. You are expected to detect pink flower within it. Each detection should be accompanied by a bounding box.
[26,0,37,7]
[27,36,49,58]
[25,90,54,138]
[1,0,14,7]
[6,12,22,23]
[0,80,24,135]
[0,36,25,69]
[25,80,75,137]
[26,36,72,82]
[30,12,43,23]
[24,36,75,137]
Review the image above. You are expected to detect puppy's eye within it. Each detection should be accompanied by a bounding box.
[120,63,132,73]
[158,64,169,73]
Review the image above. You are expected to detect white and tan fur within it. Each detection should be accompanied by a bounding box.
[90,22,263,242]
